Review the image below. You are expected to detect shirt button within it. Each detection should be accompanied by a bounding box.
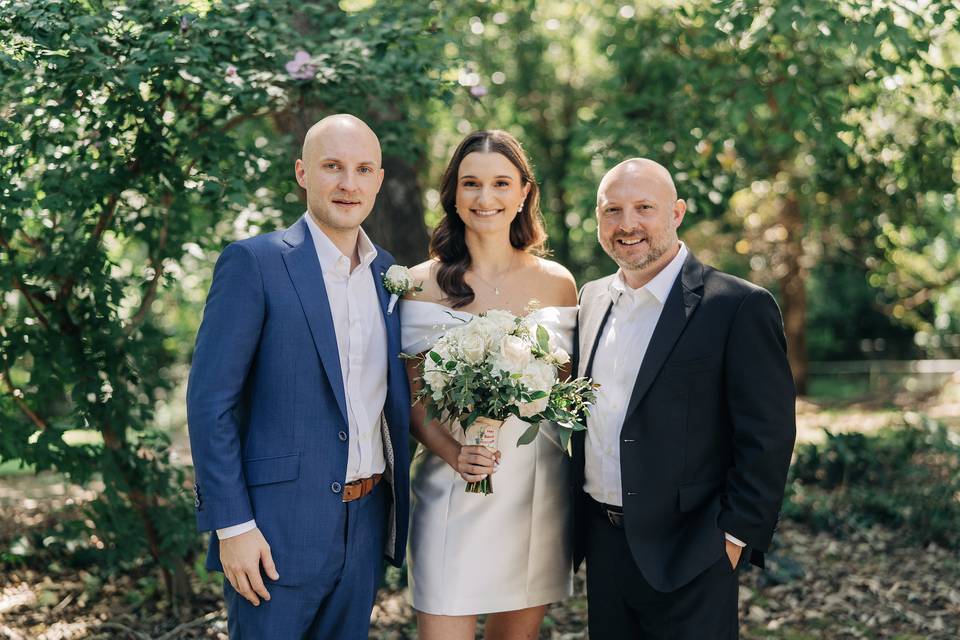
[338,431,347,442]
[331,482,342,494]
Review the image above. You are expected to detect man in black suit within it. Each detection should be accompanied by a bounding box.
[573,158,796,639]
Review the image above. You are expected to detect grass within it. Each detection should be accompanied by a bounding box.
[0,459,35,476]
[806,375,872,401]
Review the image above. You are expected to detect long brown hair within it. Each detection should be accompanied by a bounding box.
[429,130,547,308]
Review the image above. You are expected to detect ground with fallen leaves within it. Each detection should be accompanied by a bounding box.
[3,518,957,639]
[2,376,958,639]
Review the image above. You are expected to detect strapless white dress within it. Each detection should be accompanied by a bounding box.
[400,300,576,615]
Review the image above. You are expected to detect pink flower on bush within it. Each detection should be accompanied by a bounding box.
[225,65,243,86]
[470,85,488,97]
[285,50,317,80]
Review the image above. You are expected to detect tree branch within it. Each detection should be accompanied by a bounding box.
[92,622,150,640]
[155,611,225,640]
[126,197,171,332]
[0,233,52,330]
[887,270,960,313]
[91,193,120,244]
[0,365,48,431]
[15,227,41,250]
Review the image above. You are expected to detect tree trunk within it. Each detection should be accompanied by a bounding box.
[364,154,430,266]
[778,192,808,395]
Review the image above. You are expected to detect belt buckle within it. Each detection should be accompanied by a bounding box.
[342,478,366,502]
[342,474,380,503]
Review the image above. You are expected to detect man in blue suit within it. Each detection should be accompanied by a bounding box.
[187,114,411,639]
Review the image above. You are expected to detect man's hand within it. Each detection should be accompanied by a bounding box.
[724,538,743,571]
[220,527,279,606]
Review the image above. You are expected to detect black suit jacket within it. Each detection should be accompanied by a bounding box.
[572,250,796,593]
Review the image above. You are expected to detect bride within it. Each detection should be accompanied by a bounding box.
[401,130,578,639]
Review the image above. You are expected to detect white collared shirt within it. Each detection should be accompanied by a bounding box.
[584,243,688,508]
[217,213,388,539]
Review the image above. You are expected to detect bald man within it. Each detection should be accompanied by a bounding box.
[187,114,411,639]
[572,159,796,639]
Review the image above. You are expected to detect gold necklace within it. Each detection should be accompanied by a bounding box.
[470,252,516,296]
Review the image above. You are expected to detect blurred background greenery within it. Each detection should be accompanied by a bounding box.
[1,0,959,636]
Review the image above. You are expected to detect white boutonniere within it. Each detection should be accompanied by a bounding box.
[382,264,422,314]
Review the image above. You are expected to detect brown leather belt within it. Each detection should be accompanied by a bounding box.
[342,473,382,503]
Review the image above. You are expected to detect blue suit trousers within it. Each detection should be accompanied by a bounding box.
[224,482,389,639]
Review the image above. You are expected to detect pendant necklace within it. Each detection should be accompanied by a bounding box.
[471,252,516,296]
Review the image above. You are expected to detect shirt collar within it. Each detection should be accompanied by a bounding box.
[303,212,378,277]
[608,242,688,306]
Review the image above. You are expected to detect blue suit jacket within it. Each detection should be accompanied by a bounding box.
[186,217,411,585]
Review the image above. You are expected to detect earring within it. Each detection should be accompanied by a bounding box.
[517,204,523,214]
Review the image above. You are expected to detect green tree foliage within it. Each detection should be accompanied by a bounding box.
[585,0,960,390]
[431,1,959,375]
[423,1,614,274]
[0,0,448,605]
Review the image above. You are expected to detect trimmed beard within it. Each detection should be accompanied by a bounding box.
[600,232,673,273]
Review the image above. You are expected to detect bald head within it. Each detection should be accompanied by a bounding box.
[595,157,686,288]
[301,113,382,166]
[294,114,385,247]
[598,157,677,205]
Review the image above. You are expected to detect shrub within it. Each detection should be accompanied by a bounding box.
[785,415,960,549]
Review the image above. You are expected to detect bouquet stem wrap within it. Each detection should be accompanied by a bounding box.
[463,416,503,494]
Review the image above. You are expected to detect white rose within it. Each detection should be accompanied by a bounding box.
[459,332,487,363]
[496,334,533,374]
[546,347,570,366]
[484,309,518,335]
[517,360,555,418]
[385,264,412,289]
[521,359,557,393]
[422,340,456,393]
[423,368,447,394]
[519,395,550,418]
[467,315,506,350]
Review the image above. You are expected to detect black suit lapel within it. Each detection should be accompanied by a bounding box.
[584,302,613,380]
[623,253,704,421]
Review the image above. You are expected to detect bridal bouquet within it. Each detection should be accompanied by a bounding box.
[411,309,598,494]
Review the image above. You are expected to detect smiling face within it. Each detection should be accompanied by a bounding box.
[455,151,531,237]
[596,159,686,285]
[295,116,384,235]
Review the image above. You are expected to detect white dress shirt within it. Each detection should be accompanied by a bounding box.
[582,242,745,548]
[584,243,688,507]
[217,213,388,539]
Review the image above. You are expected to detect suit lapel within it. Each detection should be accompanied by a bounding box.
[371,254,401,379]
[371,252,402,424]
[371,255,392,325]
[578,276,616,379]
[623,253,704,420]
[281,218,349,426]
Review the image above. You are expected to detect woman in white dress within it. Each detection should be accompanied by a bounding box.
[401,130,578,640]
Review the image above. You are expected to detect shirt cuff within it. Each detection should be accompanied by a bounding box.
[724,532,746,547]
[217,519,257,540]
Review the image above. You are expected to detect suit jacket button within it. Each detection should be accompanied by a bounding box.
[338,431,347,442]
[331,482,342,494]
